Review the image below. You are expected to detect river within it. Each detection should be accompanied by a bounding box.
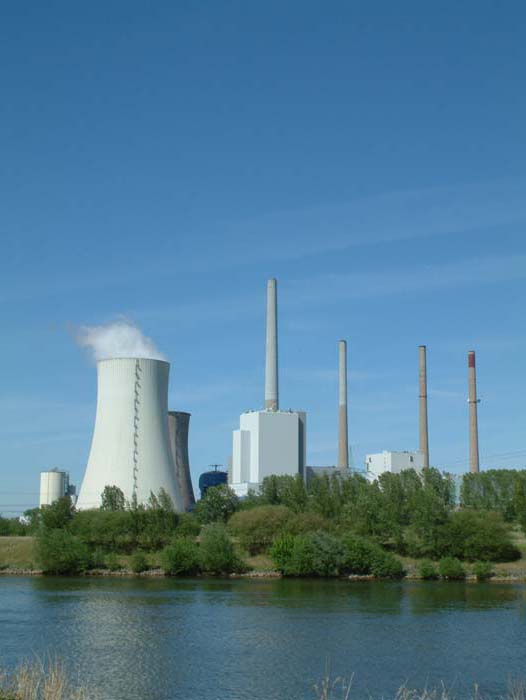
[1,576,525,699]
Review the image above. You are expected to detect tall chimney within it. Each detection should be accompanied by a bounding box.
[468,350,480,473]
[419,345,430,469]
[337,340,349,469]
[264,278,279,411]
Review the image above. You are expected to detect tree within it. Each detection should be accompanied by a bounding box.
[40,496,74,531]
[228,505,292,554]
[194,485,238,524]
[199,524,242,574]
[36,529,91,574]
[160,538,200,575]
[100,485,126,512]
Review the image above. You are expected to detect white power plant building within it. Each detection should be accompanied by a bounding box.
[39,469,69,507]
[77,357,185,511]
[365,450,424,481]
[231,279,306,497]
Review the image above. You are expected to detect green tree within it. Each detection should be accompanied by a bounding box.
[36,529,91,574]
[199,523,242,574]
[194,485,238,524]
[228,505,292,554]
[100,485,126,512]
[160,538,200,575]
[40,496,74,531]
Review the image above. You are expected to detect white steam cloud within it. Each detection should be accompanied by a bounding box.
[76,319,166,361]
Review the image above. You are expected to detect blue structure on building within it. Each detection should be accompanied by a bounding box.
[199,468,228,498]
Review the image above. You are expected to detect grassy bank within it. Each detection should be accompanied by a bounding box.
[3,536,526,581]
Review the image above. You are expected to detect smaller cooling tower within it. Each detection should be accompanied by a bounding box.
[77,358,184,511]
[168,411,195,510]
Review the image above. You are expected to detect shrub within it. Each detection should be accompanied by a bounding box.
[437,510,520,562]
[105,552,121,571]
[40,497,74,531]
[473,560,494,581]
[307,532,346,576]
[160,538,200,575]
[439,557,466,580]
[369,550,405,579]
[36,529,91,575]
[176,512,201,538]
[199,524,243,574]
[72,510,136,553]
[279,535,317,576]
[228,505,292,554]
[341,535,378,575]
[129,552,149,573]
[283,511,331,536]
[269,534,295,574]
[419,559,439,580]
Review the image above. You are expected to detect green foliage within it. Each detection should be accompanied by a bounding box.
[271,531,404,579]
[100,485,126,512]
[91,547,107,569]
[199,523,242,574]
[437,510,520,562]
[36,529,91,574]
[194,485,238,524]
[269,535,296,573]
[72,510,136,552]
[461,470,526,521]
[259,475,308,512]
[0,516,28,536]
[228,505,292,554]
[472,560,495,581]
[283,511,331,536]
[160,538,200,575]
[105,552,121,571]
[132,490,179,550]
[419,560,439,580]
[176,512,201,537]
[341,534,404,578]
[129,551,149,573]
[438,557,466,580]
[40,497,74,531]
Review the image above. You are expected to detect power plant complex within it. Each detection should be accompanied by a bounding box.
[36,278,483,511]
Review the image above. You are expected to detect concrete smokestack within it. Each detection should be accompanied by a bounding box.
[468,350,480,473]
[168,411,195,511]
[419,345,430,470]
[264,278,279,411]
[338,340,349,469]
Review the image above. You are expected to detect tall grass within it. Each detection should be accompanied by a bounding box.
[0,659,88,700]
[313,674,526,700]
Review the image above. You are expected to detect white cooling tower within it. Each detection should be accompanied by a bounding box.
[77,358,184,511]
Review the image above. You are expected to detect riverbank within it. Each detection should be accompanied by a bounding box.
[4,535,526,581]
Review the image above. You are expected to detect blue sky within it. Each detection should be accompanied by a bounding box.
[1,1,525,514]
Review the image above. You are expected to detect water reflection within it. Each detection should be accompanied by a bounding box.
[1,577,525,700]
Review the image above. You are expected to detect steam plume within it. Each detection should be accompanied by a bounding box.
[76,319,166,361]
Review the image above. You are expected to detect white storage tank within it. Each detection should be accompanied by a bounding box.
[39,469,68,507]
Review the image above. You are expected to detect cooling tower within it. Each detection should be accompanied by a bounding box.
[168,411,195,511]
[77,358,184,510]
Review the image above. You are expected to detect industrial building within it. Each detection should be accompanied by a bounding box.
[77,357,191,510]
[365,450,424,480]
[230,279,307,497]
[39,469,73,507]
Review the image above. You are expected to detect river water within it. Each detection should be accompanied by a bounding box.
[1,576,525,699]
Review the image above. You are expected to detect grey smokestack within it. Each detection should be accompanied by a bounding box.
[468,351,480,473]
[167,411,195,510]
[419,345,430,469]
[338,340,349,469]
[264,278,279,411]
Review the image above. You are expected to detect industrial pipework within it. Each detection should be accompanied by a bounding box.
[338,340,349,469]
[264,278,279,411]
[418,345,430,469]
[468,350,480,473]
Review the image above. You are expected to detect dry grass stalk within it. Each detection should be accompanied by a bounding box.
[1,658,88,700]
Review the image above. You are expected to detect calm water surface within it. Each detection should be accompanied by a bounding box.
[1,576,525,699]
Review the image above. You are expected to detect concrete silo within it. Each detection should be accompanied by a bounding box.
[39,469,68,507]
[77,358,184,510]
